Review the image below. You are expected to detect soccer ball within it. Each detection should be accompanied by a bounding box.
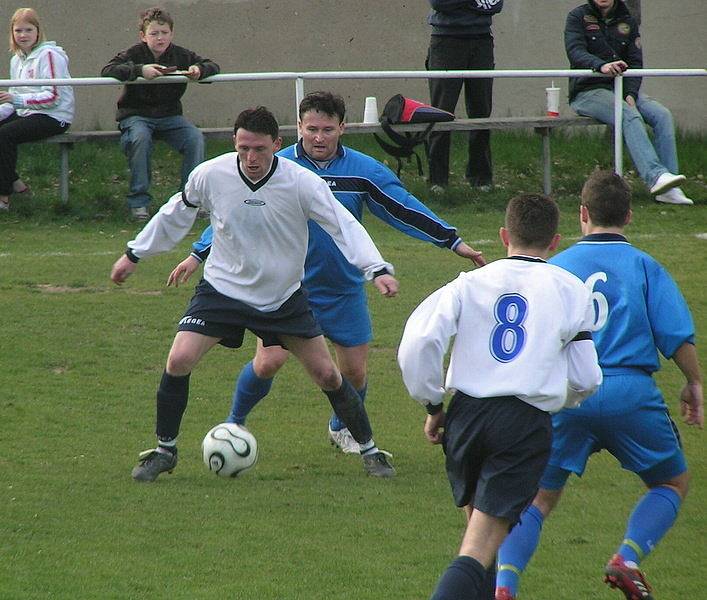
[202,423,258,477]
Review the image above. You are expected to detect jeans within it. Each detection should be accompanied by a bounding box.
[0,113,69,195]
[426,34,494,187]
[570,88,678,188]
[119,115,205,208]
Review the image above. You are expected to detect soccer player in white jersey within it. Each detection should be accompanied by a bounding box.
[398,193,603,600]
[110,106,399,481]
[495,171,703,600]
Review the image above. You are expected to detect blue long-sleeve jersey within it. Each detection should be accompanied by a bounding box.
[191,140,462,296]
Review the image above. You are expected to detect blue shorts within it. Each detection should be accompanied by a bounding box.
[308,287,372,347]
[541,370,687,489]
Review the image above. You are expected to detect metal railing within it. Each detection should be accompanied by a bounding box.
[2,68,705,175]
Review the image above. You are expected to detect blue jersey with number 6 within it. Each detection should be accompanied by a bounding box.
[550,233,694,373]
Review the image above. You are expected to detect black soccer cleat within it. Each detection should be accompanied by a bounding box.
[131,448,178,482]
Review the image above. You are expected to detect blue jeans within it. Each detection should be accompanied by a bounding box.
[119,115,205,208]
[570,88,678,188]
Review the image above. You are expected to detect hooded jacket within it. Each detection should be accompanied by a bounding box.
[565,1,642,101]
[1,41,74,124]
[101,42,220,121]
[428,0,503,37]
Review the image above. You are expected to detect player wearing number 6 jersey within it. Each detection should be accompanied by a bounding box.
[495,171,703,600]
[398,193,602,600]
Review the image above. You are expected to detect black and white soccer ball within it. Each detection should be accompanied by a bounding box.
[202,423,258,477]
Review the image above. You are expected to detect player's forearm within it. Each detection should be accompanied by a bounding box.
[566,339,603,402]
[673,342,702,385]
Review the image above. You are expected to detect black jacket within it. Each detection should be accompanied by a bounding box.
[565,1,642,102]
[428,0,503,37]
[101,42,220,121]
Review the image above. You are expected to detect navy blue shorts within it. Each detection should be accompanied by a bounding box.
[177,279,323,348]
[443,392,552,524]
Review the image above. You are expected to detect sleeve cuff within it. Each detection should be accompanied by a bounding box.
[125,248,140,263]
[425,402,444,415]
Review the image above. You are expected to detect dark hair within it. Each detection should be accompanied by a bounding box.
[581,170,631,227]
[299,91,346,123]
[139,7,174,32]
[505,193,559,249]
[233,106,279,139]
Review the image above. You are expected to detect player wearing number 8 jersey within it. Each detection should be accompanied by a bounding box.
[495,171,703,600]
[398,193,602,600]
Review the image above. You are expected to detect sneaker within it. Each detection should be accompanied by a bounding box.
[495,587,516,600]
[328,426,360,454]
[655,187,694,205]
[131,206,150,221]
[362,450,396,478]
[131,448,178,482]
[604,554,654,600]
[429,184,446,196]
[650,172,686,195]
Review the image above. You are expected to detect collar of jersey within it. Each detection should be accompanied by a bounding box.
[506,255,546,263]
[237,155,279,192]
[295,139,346,168]
[581,233,628,243]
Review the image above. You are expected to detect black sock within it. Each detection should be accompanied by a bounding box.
[482,559,497,600]
[155,371,190,442]
[430,556,486,600]
[322,377,373,444]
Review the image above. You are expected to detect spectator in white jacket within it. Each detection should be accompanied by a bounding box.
[0,8,74,211]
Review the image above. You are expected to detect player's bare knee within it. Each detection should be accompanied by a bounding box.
[311,363,341,390]
[656,471,691,499]
[341,365,366,390]
[166,351,197,376]
[253,352,287,379]
[533,488,563,517]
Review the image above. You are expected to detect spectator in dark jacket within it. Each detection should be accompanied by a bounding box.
[425,0,503,195]
[565,0,692,205]
[101,7,220,220]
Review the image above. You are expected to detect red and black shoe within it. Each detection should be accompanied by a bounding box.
[604,554,654,600]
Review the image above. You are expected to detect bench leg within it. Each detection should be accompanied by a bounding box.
[59,143,71,203]
[535,127,552,196]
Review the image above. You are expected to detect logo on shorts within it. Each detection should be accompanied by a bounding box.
[244,198,266,206]
[179,316,206,327]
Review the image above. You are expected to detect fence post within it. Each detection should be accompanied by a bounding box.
[613,75,623,175]
[295,77,304,137]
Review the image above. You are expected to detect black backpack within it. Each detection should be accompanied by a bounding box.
[373,94,454,177]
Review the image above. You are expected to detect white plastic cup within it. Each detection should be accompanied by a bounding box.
[546,85,560,118]
[363,96,379,124]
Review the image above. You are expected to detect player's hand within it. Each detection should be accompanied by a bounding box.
[142,64,165,79]
[454,242,486,268]
[680,382,704,428]
[424,411,446,445]
[373,273,399,298]
[186,65,201,80]
[600,61,628,76]
[168,255,200,287]
[0,91,13,103]
[110,254,137,285]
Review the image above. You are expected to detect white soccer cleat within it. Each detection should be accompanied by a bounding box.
[655,187,694,205]
[328,426,360,454]
[650,172,686,195]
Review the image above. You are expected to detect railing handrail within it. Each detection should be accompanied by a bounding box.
[1,67,705,88]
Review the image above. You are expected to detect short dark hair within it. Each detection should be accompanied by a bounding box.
[299,91,346,123]
[505,193,559,249]
[581,170,631,227]
[233,106,279,139]
[139,7,174,32]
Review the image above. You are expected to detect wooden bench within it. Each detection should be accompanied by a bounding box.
[44,116,601,203]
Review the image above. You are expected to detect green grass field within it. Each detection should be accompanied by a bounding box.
[1,132,705,599]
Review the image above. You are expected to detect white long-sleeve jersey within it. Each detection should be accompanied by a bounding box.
[398,256,602,413]
[128,153,393,311]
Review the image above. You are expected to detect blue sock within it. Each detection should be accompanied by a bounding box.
[496,504,545,597]
[430,555,486,600]
[618,486,681,565]
[226,361,273,425]
[329,382,366,431]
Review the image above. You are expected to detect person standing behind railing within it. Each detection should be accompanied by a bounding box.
[0,8,73,211]
[425,0,504,195]
[565,0,693,205]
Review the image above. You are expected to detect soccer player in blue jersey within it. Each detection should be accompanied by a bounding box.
[169,91,486,454]
[494,171,704,600]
